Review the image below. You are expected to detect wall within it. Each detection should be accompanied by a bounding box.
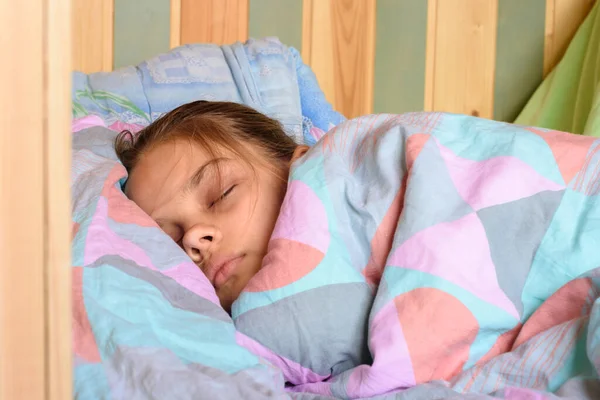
[114,0,171,68]
[73,0,596,122]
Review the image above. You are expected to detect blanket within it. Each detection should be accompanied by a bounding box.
[72,112,600,399]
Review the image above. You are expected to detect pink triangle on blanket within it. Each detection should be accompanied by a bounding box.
[388,212,520,319]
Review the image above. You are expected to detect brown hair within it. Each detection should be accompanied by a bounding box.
[114,100,298,180]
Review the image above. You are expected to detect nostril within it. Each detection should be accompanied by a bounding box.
[202,235,213,242]
[189,247,206,266]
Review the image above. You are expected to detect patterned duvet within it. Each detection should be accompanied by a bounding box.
[71,39,600,400]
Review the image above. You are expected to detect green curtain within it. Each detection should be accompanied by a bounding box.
[515,2,600,137]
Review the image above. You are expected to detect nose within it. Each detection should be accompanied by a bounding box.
[181,224,222,265]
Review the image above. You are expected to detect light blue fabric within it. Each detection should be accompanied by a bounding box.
[71,37,345,145]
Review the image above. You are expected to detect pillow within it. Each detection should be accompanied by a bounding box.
[72,38,346,145]
[72,126,291,398]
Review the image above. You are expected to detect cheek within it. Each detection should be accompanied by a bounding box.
[256,185,285,230]
[222,180,284,247]
[241,180,283,223]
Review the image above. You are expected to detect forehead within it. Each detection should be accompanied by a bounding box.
[125,139,215,213]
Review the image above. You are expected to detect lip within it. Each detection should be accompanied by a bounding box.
[211,255,244,289]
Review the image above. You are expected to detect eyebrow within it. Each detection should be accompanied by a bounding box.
[184,158,226,192]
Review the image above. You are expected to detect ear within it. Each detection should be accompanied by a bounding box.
[289,145,309,166]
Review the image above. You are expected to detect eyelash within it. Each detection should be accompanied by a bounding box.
[209,185,236,209]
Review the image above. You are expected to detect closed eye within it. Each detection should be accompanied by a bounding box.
[209,185,236,208]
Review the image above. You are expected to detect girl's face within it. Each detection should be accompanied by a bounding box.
[125,138,300,311]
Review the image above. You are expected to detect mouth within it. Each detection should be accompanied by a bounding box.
[212,255,244,289]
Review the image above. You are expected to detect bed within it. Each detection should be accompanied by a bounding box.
[2,1,599,400]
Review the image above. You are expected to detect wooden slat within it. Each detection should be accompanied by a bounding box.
[302,0,376,119]
[0,0,72,400]
[544,0,595,77]
[425,0,498,119]
[72,0,114,72]
[170,0,182,48]
[47,0,73,398]
[102,0,114,70]
[301,0,314,64]
[303,0,335,106]
[180,0,249,45]
[0,3,46,398]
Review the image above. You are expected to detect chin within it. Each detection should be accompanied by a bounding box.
[219,296,233,314]
[217,262,260,313]
[217,286,238,314]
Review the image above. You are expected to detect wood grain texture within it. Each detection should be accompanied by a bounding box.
[46,0,73,398]
[171,0,182,48]
[301,0,314,64]
[544,0,595,76]
[0,0,72,399]
[0,1,45,398]
[72,0,113,72]
[180,0,249,45]
[425,0,498,119]
[302,0,376,119]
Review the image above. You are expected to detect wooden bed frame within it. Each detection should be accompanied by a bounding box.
[72,0,595,120]
[0,1,594,399]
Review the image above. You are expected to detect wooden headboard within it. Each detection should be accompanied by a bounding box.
[73,0,595,121]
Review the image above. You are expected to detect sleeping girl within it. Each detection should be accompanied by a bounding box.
[115,99,600,395]
[115,100,309,312]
